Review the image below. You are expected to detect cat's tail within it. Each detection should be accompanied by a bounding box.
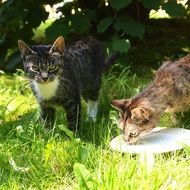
[104,52,120,71]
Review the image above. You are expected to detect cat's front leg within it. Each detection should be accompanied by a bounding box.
[40,106,55,127]
[63,99,81,132]
[86,100,98,121]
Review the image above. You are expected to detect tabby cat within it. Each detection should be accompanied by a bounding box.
[112,54,190,144]
[18,36,119,131]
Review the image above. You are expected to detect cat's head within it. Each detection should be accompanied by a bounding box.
[111,98,155,144]
[18,36,65,83]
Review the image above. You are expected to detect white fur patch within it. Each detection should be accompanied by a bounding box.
[87,100,98,121]
[33,78,59,100]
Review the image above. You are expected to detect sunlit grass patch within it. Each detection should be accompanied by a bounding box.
[0,66,189,189]
[0,73,36,122]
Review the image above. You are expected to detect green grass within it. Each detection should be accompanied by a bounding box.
[0,65,190,190]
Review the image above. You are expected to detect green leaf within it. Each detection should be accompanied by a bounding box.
[0,34,6,45]
[85,9,97,22]
[180,143,190,155]
[6,52,21,71]
[109,0,132,10]
[162,1,186,17]
[111,38,130,53]
[97,17,114,33]
[141,0,161,10]
[45,20,70,41]
[58,124,75,141]
[114,17,145,38]
[78,146,89,164]
[73,163,96,190]
[71,14,90,34]
[44,139,55,165]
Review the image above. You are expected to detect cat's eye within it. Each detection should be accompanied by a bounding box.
[131,117,139,123]
[49,65,58,72]
[30,65,39,72]
[119,112,125,119]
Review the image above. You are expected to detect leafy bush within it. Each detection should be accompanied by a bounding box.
[0,0,188,71]
[0,0,53,71]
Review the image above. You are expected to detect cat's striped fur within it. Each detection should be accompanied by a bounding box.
[18,36,119,131]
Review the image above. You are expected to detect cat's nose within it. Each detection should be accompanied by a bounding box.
[123,124,139,144]
[129,130,139,138]
[41,72,48,82]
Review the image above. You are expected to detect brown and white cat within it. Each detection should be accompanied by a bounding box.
[112,55,190,144]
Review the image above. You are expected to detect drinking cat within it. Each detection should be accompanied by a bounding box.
[112,54,190,144]
[18,36,119,131]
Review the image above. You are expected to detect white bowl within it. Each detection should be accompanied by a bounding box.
[110,127,190,154]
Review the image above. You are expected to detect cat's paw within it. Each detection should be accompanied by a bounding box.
[86,100,98,122]
[86,115,96,122]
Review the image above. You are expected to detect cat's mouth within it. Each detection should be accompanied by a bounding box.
[40,80,51,84]
[122,126,155,144]
[123,134,139,145]
[122,131,140,145]
[34,78,55,84]
[36,80,50,84]
[121,123,140,144]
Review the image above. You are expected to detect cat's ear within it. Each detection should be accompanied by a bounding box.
[111,99,131,113]
[49,36,65,54]
[131,107,154,123]
[18,40,35,55]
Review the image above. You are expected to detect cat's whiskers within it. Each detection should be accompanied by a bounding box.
[18,36,119,130]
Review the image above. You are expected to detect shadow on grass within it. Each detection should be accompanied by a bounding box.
[174,111,190,130]
[1,104,190,151]
[0,110,38,142]
[0,104,116,148]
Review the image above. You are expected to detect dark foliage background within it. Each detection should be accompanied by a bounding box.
[0,0,189,71]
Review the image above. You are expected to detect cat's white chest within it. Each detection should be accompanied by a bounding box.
[33,78,59,100]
